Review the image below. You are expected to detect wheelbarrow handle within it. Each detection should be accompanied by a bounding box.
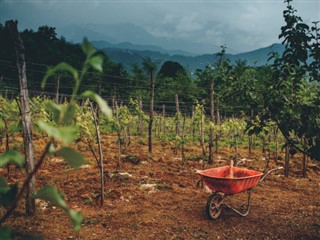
[260,167,284,182]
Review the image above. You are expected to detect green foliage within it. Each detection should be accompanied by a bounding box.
[55,147,86,168]
[0,150,24,167]
[81,90,112,119]
[265,0,320,160]
[37,120,79,144]
[0,179,18,207]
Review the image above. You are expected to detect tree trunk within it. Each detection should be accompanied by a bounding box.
[208,79,214,164]
[148,69,155,153]
[6,20,36,216]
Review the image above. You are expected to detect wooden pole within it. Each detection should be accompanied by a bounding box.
[138,96,143,136]
[162,104,166,138]
[148,69,154,153]
[89,101,105,206]
[285,142,290,177]
[175,94,180,136]
[6,20,36,216]
[55,75,60,104]
[208,78,214,164]
[302,137,307,178]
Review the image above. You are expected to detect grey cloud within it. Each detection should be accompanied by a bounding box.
[1,0,319,54]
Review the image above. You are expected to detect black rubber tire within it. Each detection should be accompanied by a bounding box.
[206,193,223,220]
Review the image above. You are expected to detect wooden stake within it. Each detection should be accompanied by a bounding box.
[6,20,36,216]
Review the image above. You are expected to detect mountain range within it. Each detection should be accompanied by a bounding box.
[91,41,284,73]
[57,23,285,73]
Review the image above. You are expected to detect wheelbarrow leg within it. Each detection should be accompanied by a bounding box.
[223,189,252,217]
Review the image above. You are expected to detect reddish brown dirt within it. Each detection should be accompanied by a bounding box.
[1,134,320,239]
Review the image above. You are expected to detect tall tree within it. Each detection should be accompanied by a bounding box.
[262,0,320,163]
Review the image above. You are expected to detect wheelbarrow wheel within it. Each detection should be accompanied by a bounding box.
[206,193,223,219]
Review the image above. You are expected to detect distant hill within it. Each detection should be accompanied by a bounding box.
[92,42,285,73]
[91,40,195,56]
[58,23,222,55]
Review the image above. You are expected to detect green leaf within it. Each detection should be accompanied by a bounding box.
[56,147,87,168]
[45,101,77,125]
[33,186,68,210]
[9,123,23,133]
[0,227,13,240]
[48,143,56,154]
[42,63,79,89]
[62,103,77,124]
[45,101,61,124]
[81,91,112,119]
[89,55,103,72]
[37,120,79,144]
[33,186,83,231]
[67,209,84,231]
[82,38,96,58]
[0,183,18,207]
[0,150,24,168]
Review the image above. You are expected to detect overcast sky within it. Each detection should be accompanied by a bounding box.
[1,0,319,53]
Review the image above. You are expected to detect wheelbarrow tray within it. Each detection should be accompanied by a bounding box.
[198,166,263,194]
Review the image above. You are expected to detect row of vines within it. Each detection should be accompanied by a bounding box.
[1,95,286,165]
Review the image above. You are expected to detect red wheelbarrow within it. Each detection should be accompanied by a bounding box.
[197,163,283,219]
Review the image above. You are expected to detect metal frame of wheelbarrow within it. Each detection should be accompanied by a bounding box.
[205,167,283,220]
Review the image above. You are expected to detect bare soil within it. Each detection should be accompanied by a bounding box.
[1,134,320,239]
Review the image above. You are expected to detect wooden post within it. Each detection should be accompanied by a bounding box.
[115,101,121,170]
[285,142,290,177]
[89,101,104,206]
[208,78,214,164]
[0,76,3,96]
[175,94,180,136]
[302,137,307,178]
[6,20,36,216]
[162,104,166,138]
[55,75,60,104]
[112,96,115,116]
[138,96,143,136]
[181,109,186,165]
[274,127,279,163]
[190,106,195,143]
[200,107,206,159]
[215,96,221,153]
[148,69,155,153]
